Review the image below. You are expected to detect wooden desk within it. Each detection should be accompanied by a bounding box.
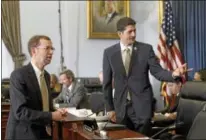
[53,113,147,140]
[1,102,10,140]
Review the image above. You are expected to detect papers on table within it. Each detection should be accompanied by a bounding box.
[66,108,96,118]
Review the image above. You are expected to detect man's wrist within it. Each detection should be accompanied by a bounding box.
[107,110,115,115]
[172,72,175,79]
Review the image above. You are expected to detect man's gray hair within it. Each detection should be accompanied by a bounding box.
[59,69,75,81]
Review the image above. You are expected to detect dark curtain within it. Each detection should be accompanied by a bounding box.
[171,1,206,80]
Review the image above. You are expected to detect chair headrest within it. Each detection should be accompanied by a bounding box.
[180,81,206,101]
[203,104,206,112]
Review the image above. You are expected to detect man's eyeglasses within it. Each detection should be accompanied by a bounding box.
[37,46,55,51]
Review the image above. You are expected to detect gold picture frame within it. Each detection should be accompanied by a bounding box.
[87,0,130,39]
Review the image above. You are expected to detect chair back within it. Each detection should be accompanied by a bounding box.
[175,81,206,135]
[89,91,105,114]
[187,104,206,139]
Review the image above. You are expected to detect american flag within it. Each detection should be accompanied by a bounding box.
[157,1,185,107]
[157,1,184,71]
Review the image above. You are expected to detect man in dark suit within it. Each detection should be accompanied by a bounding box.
[54,69,89,109]
[6,35,67,140]
[103,17,190,135]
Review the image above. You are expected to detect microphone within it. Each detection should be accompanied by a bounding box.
[151,122,184,139]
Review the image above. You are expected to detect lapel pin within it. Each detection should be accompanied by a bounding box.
[134,47,137,51]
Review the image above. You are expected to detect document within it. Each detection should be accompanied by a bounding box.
[66,108,95,117]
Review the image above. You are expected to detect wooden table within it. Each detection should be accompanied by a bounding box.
[1,102,10,140]
[53,113,147,140]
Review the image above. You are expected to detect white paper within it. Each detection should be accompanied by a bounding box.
[66,108,95,117]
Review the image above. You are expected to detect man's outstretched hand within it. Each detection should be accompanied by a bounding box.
[172,63,193,77]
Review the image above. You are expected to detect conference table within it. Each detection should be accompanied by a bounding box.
[52,112,150,140]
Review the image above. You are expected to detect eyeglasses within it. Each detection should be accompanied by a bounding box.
[37,46,55,52]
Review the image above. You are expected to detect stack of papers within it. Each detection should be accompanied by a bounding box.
[66,108,96,118]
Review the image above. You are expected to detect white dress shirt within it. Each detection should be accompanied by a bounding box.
[120,42,133,66]
[31,61,44,87]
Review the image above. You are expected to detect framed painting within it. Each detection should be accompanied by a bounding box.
[87,0,130,39]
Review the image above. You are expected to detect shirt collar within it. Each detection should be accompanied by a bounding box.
[68,82,73,92]
[120,42,133,52]
[107,11,115,18]
[31,61,44,77]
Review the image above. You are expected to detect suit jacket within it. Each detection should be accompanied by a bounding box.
[6,63,54,140]
[105,11,119,24]
[103,41,175,123]
[54,81,89,109]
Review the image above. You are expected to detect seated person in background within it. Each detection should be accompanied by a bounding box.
[193,68,206,81]
[54,69,89,109]
[155,77,183,120]
[50,74,62,92]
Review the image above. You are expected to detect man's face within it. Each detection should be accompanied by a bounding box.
[167,82,181,95]
[59,74,72,87]
[194,72,201,81]
[32,39,54,66]
[105,1,114,14]
[118,25,136,46]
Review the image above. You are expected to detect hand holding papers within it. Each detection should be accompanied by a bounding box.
[66,108,95,117]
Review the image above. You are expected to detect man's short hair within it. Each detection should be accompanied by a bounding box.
[28,35,51,56]
[116,17,136,32]
[60,69,75,82]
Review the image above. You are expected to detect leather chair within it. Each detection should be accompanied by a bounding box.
[186,104,206,139]
[89,91,105,115]
[152,81,206,140]
[1,78,10,102]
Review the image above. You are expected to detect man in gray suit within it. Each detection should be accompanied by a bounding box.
[103,17,190,135]
[54,69,89,109]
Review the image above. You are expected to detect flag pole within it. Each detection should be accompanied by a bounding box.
[158,0,164,32]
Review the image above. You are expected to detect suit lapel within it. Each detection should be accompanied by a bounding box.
[107,12,118,24]
[27,63,42,105]
[128,41,139,76]
[113,43,126,76]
